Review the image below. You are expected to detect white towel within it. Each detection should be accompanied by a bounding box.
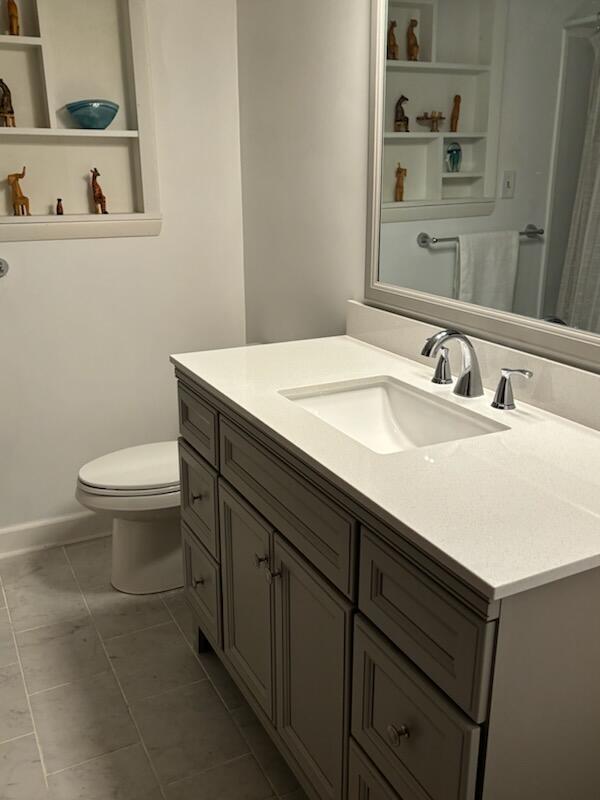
[458,231,520,312]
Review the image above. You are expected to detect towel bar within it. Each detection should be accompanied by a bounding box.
[417,224,544,249]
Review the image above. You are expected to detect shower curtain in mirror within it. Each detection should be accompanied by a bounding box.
[558,33,600,333]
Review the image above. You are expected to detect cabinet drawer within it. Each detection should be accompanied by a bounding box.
[359,529,495,723]
[178,383,219,467]
[182,523,221,649]
[179,440,219,560]
[220,419,357,597]
[352,617,480,800]
[348,740,401,800]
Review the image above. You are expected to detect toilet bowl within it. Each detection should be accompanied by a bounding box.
[76,441,182,595]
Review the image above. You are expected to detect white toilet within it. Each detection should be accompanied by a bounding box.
[76,441,182,595]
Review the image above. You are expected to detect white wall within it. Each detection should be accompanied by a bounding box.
[0,0,246,549]
[380,0,585,320]
[237,0,370,344]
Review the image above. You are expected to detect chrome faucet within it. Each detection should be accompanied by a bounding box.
[421,330,484,398]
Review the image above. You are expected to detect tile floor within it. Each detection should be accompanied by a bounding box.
[0,537,308,800]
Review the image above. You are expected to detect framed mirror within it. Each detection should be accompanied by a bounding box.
[365,0,600,373]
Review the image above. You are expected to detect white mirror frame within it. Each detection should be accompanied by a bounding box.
[364,0,600,374]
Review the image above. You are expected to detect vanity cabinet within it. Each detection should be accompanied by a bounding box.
[175,371,600,800]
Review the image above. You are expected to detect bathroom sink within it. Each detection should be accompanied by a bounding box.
[281,376,508,454]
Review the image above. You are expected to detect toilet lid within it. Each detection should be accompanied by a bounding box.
[79,441,180,492]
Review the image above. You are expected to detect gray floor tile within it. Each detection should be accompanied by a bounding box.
[232,705,299,796]
[0,663,33,743]
[31,670,138,773]
[106,622,205,701]
[85,583,170,640]
[47,743,159,800]
[163,592,198,650]
[0,734,48,799]
[197,650,246,711]
[2,551,88,634]
[65,537,112,591]
[165,754,274,800]
[0,607,16,667]
[133,680,249,785]
[17,618,109,694]
[0,548,69,588]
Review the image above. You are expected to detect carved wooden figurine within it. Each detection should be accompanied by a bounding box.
[90,168,108,214]
[407,19,420,61]
[0,78,16,127]
[56,198,64,216]
[387,20,399,60]
[7,0,20,36]
[450,95,461,132]
[8,166,30,216]
[395,163,407,202]
[417,111,445,132]
[394,94,410,132]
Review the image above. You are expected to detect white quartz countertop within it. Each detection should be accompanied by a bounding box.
[171,336,600,601]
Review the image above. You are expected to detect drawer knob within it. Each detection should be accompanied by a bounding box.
[254,554,269,569]
[193,577,205,588]
[387,724,410,747]
[191,493,203,503]
[265,568,281,585]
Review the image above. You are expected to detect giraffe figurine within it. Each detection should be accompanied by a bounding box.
[90,168,108,214]
[407,18,420,61]
[8,166,30,216]
[387,20,399,60]
[7,0,20,36]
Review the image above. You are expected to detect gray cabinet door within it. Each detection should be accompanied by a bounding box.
[179,440,219,560]
[182,523,222,650]
[220,481,275,720]
[273,535,352,800]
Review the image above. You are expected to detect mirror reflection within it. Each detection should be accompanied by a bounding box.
[378,0,600,336]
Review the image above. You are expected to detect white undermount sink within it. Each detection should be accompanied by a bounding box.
[281,376,509,455]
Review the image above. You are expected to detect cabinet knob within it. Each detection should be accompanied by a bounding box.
[254,554,269,569]
[387,724,410,747]
[265,568,281,585]
[191,492,203,503]
[193,576,205,588]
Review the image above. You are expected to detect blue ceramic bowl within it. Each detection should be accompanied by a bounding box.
[66,100,119,130]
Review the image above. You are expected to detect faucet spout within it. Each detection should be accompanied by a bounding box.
[421,329,484,398]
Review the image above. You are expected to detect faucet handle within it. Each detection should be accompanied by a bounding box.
[432,347,452,385]
[492,368,533,411]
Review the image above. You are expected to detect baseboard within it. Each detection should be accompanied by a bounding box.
[0,511,110,560]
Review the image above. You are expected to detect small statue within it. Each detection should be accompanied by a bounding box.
[90,168,108,214]
[7,0,20,36]
[407,19,419,61]
[446,142,462,173]
[450,95,461,133]
[56,198,64,215]
[8,166,30,216]
[387,20,399,60]
[394,95,410,132]
[395,163,407,202]
[0,78,16,127]
[417,111,446,132]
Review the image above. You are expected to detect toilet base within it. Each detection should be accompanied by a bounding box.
[111,511,183,595]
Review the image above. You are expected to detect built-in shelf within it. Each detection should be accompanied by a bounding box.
[385,132,488,140]
[0,212,161,242]
[0,34,42,48]
[386,60,491,75]
[442,172,485,179]
[442,132,488,140]
[0,127,139,140]
[383,197,494,209]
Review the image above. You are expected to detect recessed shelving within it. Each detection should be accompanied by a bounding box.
[386,60,491,75]
[382,0,507,220]
[0,127,140,140]
[0,0,160,241]
[0,34,42,48]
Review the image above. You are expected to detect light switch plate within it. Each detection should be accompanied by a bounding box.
[502,170,516,199]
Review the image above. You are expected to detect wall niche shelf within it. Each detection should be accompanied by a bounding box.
[0,0,160,242]
[382,0,508,221]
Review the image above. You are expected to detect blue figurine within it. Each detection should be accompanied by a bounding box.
[446,142,462,173]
